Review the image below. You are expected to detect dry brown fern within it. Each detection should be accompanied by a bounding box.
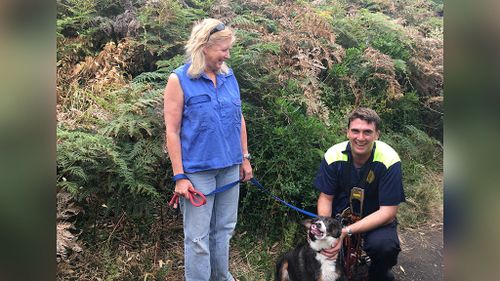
[406,27,443,99]
[56,190,83,264]
[58,38,149,99]
[57,39,149,129]
[256,3,344,122]
[363,47,403,99]
[69,40,131,88]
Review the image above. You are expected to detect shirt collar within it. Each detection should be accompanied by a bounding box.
[200,68,232,87]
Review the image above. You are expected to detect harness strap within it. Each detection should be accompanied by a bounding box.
[339,150,375,217]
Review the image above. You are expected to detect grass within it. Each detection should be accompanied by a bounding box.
[398,170,443,228]
[230,231,285,281]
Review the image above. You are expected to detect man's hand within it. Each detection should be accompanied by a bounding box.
[321,228,347,260]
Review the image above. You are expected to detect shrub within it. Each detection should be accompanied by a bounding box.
[378,91,423,132]
[322,46,412,118]
[57,81,168,220]
[57,126,165,218]
[56,0,103,67]
[239,97,338,239]
[382,125,443,227]
[334,9,413,61]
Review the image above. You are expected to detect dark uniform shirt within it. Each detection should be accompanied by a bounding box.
[314,141,405,217]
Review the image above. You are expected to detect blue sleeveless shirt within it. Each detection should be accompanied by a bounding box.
[173,63,243,173]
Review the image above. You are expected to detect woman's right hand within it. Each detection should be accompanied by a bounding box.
[174,178,194,199]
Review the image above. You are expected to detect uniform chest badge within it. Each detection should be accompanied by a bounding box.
[366,170,375,184]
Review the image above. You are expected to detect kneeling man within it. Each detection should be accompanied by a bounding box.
[314,107,405,281]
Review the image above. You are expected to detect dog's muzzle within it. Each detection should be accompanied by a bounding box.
[310,222,325,238]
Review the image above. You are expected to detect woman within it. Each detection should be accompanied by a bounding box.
[163,18,252,281]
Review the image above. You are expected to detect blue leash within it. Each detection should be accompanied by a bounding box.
[250,178,318,218]
[199,178,318,218]
[204,180,240,196]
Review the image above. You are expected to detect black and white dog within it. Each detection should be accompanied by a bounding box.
[275,216,347,281]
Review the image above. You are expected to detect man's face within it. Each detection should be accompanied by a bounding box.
[347,118,380,159]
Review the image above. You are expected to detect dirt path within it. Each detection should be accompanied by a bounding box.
[394,224,443,281]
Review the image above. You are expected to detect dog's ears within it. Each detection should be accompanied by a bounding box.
[301,219,314,228]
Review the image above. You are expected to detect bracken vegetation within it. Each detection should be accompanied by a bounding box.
[56,0,443,279]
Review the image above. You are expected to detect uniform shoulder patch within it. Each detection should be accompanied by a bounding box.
[324,141,349,165]
[373,141,401,168]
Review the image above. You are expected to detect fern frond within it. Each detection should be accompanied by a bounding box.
[63,166,88,182]
[232,15,260,29]
[57,181,80,196]
[132,72,168,84]
[155,54,185,73]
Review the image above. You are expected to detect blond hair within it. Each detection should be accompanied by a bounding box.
[185,18,236,78]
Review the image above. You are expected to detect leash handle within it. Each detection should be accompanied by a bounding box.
[168,194,179,207]
[250,178,318,218]
[168,180,239,208]
[189,189,207,206]
[168,189,207,208]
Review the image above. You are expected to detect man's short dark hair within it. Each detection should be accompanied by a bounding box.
[347,107,381,131]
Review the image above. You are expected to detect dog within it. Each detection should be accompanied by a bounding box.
[275,216,347,281]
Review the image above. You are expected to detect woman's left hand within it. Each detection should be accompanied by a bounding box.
[239,159,253,182]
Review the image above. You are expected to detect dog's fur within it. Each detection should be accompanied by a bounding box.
[275,216,347,281]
